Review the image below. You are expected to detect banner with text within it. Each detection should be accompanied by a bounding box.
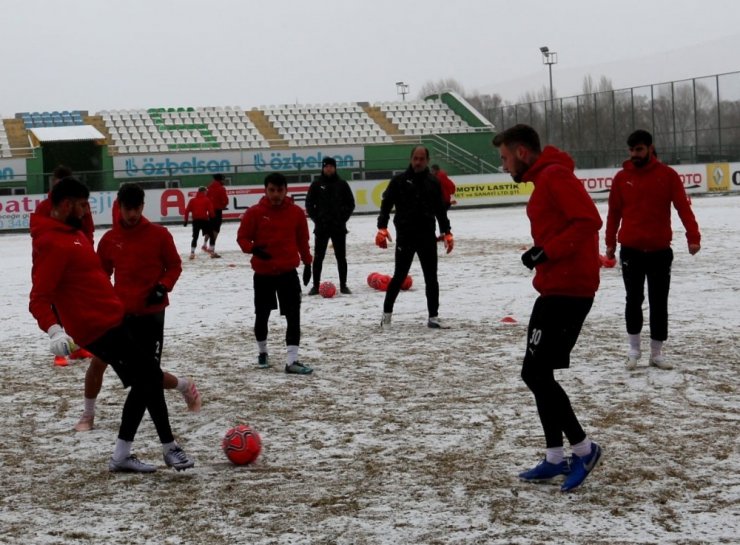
[2,162,735,231]
[112,147,364,177]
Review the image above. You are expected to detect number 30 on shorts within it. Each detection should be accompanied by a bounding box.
[529,328,542,346]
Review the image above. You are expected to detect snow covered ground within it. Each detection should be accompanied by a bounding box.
[1,195,738,545]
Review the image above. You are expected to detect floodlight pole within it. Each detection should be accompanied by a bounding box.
[540,46,558,142]
[396,81,409,101]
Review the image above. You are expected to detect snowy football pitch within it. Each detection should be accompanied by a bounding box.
[1,197,738,544]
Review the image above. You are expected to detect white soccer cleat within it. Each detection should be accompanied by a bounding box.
[164,446,195,471]
[74,413,94,432]
[181,379,202,412]
[380,312,392,329]
[626,350,641,370]
[108,454,157,473]
[649,354,673,370]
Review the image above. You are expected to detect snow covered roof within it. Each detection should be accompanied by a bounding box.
[29,125,105,143]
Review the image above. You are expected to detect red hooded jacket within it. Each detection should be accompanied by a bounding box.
[605,155,700,252]
[97,216,182,315]
[35,195,95,243]
[521,146,603,298]
[435,169,457,205]
[184,192,214,222]
[207,180,229,211]
[29,213,124,346]
[237,195,312,275]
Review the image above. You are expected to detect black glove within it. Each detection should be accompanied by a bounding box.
[252,246,271,260]
[521,247,548,270]
[302,264,312,286]
[146,283,167,306]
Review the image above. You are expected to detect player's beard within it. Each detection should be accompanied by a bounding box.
[65,215,83,230]
[631,155,649,168]
[510,157,530,183]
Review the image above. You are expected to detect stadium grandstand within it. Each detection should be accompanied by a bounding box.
[0,91,496,195]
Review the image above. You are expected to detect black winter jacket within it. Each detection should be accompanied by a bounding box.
[305,174,356,235]
[377,166,451,239]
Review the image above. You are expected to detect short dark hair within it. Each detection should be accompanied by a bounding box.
[431,164,440,172]
[50,176,89,205]
[264,172,287,188]
[52,165,73,180]
[213,173,225,181]
[117,183,145,208]
[410,145,429,159]
[492,124,541,153]
[627,129,652,147]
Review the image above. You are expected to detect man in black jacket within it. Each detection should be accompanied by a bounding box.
[376,146,454,328]
[305,156,356,295]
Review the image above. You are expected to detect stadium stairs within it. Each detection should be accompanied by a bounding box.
[361,104,403,142]
[2,119,33,157]
[246,109,289,149]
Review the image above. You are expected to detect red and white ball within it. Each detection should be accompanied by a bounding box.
[319,281,336,298]
[222,424,262,465]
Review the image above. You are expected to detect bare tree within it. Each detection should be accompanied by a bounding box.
[417,78,466,99]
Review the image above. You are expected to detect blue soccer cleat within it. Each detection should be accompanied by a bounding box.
[561,442,602,492]
[519,458,571,482]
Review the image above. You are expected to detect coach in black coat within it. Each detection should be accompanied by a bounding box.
[305,156,356,294]
[376,145,453,328]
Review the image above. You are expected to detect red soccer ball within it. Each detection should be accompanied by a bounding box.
[319,281,337,298]
[223,424,262,465]
[367,272,380,288]
[401,275,413,290]
[376,274,391,292]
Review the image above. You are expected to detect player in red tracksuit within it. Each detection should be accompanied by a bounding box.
[33,165,95,366]
[237,172,314,374]
[203,173,229,257]
[71,183,201,433]
[605,129,701,371]
[493,124,603,493]
[183,187,215,259]
[29,177,195,473]
[431,164,457,210]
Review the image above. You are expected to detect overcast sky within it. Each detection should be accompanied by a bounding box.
[4,0,739,115]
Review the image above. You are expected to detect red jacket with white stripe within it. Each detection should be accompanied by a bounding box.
[29,213,124,346]
[237,196,312,275]
[605,155,700,252]
[521,146,603,298]
[97,216,182,315]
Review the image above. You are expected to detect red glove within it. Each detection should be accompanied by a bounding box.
[443,232,454,254]
[375,228,392,249]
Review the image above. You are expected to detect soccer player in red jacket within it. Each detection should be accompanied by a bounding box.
[493,124,603,492]
[33,165,95,366]
[72,183,201,432]
[203,173,229,257]
[237,173,314,374]
[29,177,195,473]
[605,130,701,371]
[183,187,215,260]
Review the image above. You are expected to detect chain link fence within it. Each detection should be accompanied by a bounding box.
[489,71,740,168]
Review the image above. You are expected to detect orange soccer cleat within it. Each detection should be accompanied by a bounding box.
[54,355,69,367]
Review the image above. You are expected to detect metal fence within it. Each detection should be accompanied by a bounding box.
[489,71,740,168]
